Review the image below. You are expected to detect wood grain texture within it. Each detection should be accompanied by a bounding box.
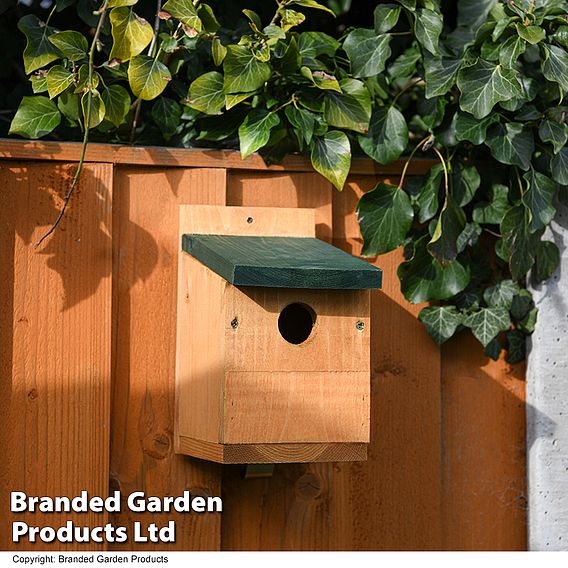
[0,138,437,176]
[178,439,367,464]
[111,167,225,550]
[182,235,382,289]
[441,333,527,550]
[0,161,112,551]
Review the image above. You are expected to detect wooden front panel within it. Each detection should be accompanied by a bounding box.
[0,162,112,550]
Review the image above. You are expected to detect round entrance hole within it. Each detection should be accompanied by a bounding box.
[278,303,317,345]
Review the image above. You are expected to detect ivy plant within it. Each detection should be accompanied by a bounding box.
[7,0,568,361]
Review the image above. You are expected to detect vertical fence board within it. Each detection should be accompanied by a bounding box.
[0,161,112,550]
[441,334,526,550]
[110,167,225,551]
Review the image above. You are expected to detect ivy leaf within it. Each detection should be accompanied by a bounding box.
[428,194,467,265]
[551,147,568,185]
[358,106,408,165]
[473,183,509,224]
[398,236,470,304]
[18,14,61,74]
[389,46,421,80]
[225,92,254,110]
[533,240,560,283]
[297,31,340,61]
[30,73,48,94]
[212,37,226,66]
[510,289,533,322]
[464,307,511,347]
[457,59,521,119]
[161,0,202,32]
[151,98,182,138]
[187,71,224,115]
[324,78,371,133]
[48,31,88,62]
[542,44,568,92]
[498,35,526,68]
[522,170,556,231]
[499,205,542,280]
[357,182,414,256]
[109,7,153,62]
[485,123,534,170]
[101,84,131,127]
[415,8,443,55]
[424,55,461,98]
[46,65,73,99]
[9,95,61,138]
[285,105,315,146]
[483,279,520,310]
[198,3,220,32]
[416,164,443,223]
[343,29,392,79]
[290,0,335,16]
[128,55,171,100]
[453,164,480,207]
[301,67,342,91]
[238,109,281,159]
[223,45,271,94]
[107,0,138,6]
[456,222,481,254]
[454,112,498,145]
[280,9,306,32]
[310,131,351,190]
[506,330,526,364]
[484,337,502,361]
[81,90,105,128]
[538,119,568,154]
[516,24,545,45]
[419,306,464,345]
[58,90,80,122]
[374,4,401,34]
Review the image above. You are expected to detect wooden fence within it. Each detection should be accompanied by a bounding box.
[0,139,527,551]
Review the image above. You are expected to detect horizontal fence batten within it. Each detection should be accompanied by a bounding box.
[0,138,436,175]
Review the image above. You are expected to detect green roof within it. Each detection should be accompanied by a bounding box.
[182,235,382,290]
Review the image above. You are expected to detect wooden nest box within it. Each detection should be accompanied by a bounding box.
[175,205,382,464]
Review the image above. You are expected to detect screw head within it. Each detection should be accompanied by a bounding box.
[231,317,239,329]
[356,320,365,331]
[246,216,254,224]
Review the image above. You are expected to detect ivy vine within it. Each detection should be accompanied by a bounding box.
[6,0,568,361]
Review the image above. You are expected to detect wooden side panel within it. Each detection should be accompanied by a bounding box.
[110,167,225,550]
[0,162,112,551]
[441,334,527,550]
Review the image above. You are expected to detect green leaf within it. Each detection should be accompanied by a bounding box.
[297,31,339,62]
[48,31,88,62]
[280,9,305,32]
[46,65,73,99]
[533,240,560,283]
[538,119,568,154]
[417,165,443,223]
[109,7,153,62]
[30,73,48,94]
[516,23,546,45]
[223,45,271,94]
[542,44,568,93]
[58,90,80,122]
[473,183,509,224]
[464,307,511,347]
[428,194,467,265]
[101,84,131,127]
[301,67,341,91]
[18,14,61,74]
[457,59,521,119]
[483,279,520,309]
[324,78,371,133]
[107,0,138,6]
[9,95,61,139]
[225,92,254,110]
[290,0,335,16]
[506,330,526,363]
[454,112,498,145]
[398,236,470,304]
[499,205,542,280]
[358,106,408,165]
[357,182,414,256]
[522,170,556,231]
[343,29,392,79]
[161,0,202,31]
[510,289,533,322]
[453,164,480,207]
[424,55,462,98]
[310,131,351,191]
[415,8,443,55]
[198,3,220,32]
[128,55,171,100]
[187,71,224,115]
[374,4,401,33]
[151,97,182,138]
[419,306,464,345]
[285,105,315,146]
[75,64,100,93]
[485,123,534,169]
[388,47,421,80]
[484,337,502,360]
[498,35,526,68]
[81,90,105,128]
[212,37,226,66]
[238,109,281,159]
[456,221,481,253]
[551,148,568,185]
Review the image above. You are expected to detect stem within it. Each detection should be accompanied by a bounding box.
[391,78,423,107]
[431,146,449,193]
[34,0,111,250]
[398,136,432,189]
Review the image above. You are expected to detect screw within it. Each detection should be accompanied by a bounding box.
[231,317,239,329]
[246,216,254,224]
[356,320,365,331]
